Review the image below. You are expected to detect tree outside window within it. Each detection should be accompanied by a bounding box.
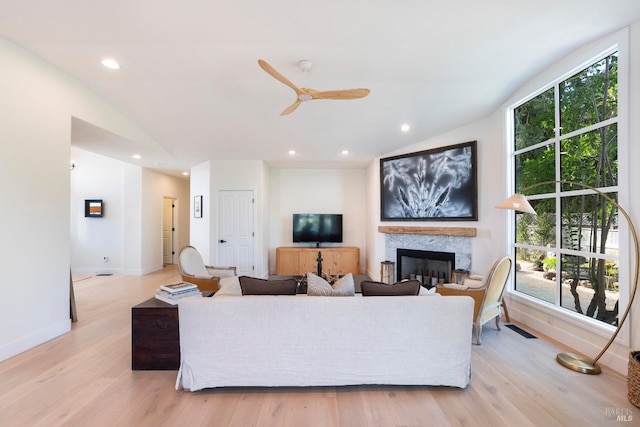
[511,52,619,326]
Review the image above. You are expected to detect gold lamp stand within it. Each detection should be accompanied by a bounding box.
[497,180,639,374]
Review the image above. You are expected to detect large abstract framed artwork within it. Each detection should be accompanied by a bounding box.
[380,141,478,221]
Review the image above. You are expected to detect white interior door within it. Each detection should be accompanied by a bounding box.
[162,197,175,265]
[218,190,254,276]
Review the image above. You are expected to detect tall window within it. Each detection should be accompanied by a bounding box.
[510,51,619,326]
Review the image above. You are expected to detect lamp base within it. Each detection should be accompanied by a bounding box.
[556,352,602,374]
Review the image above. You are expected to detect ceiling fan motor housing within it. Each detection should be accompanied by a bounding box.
[298,60,312,72]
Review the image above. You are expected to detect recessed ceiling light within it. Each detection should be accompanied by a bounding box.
[182,171,190,176]
[401,123,411,132]
[288,150,296,155]
[341,150,349,155]
[101,58,120,70]
[132,154,142,160]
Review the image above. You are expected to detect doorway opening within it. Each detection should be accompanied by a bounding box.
[163,197,176,265]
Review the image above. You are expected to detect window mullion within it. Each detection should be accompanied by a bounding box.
[554,82,562,307]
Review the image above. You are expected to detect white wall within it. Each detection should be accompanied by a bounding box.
[629,18,640,361]
[269,168,368,274]
[189,161,211,264]
[70,147,190,275]
[0,36,162,362]
[261,163,272,276]
[70,147,125,274]
[141,168,191,273]
[366,116,505,280]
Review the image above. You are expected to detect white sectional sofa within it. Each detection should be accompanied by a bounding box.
[175,284,474,391]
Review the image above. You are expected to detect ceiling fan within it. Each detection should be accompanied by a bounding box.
[258,59,370,115]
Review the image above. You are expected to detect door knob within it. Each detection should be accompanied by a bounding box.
[219,239,227,243]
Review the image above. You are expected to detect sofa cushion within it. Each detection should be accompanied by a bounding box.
[307,272,355,296]
[239,276,298,295]
[361,279,421,296]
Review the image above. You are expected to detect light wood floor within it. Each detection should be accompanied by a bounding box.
[0,265,634,426]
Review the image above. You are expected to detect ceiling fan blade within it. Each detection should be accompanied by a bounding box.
[280,99,302,115]
[258,59,303,95]
[310,88,370,100]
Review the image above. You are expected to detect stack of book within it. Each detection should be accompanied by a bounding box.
[155,282,201,305]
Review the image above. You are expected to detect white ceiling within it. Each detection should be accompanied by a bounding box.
[2,0,640,176]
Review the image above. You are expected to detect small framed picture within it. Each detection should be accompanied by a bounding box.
[194,195,203,218]
[84,199,103,218]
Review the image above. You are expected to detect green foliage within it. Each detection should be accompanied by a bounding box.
[560,54,618,134]
[542,257,556,271]
[514,87,555,151]
[533,212,555,247]
[516,145,556,195]
[513,51,620,324]
[605,260,618,278]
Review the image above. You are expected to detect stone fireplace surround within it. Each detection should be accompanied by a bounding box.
[380,226,474,283]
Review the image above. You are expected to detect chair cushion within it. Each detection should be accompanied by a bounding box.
[442,283,470,290]
[239,276,298,295]
[207,267,236,278]
[361,280,421,296]
[463,277,485,289]
[306,273,355,296]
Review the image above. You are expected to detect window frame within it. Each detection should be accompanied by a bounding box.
[504,35,631,345]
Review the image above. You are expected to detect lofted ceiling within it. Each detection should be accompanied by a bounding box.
[2,0,640,176]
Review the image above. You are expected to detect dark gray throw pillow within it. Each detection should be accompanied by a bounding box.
[360,279,421,296]
[239,276,298,295]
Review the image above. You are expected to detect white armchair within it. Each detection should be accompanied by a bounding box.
[178,246,237,292]
[436,255,512,345]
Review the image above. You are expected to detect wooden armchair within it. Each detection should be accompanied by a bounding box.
[178,245,237,292]
[436,255,512,345]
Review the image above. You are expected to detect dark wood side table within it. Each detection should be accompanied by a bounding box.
[131,291,213,370]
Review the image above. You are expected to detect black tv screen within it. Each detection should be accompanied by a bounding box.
[293,214,343,244]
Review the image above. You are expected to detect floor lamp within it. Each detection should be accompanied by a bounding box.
[497,180,639,374]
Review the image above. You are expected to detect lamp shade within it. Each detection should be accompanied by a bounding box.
[496,193,537,215]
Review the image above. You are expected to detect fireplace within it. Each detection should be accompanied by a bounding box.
[397,249,455,286]
[383,232,472,281]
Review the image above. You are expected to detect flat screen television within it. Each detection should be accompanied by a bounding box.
[293,213,343,246]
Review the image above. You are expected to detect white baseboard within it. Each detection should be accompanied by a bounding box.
[0,319,70,363]
[507,300,628,375]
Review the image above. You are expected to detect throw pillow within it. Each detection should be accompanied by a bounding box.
[214,276,242,297]
[306,272,355,296]
[239,276,298,295]
[418,285,439,296]
[361,279,421,296]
